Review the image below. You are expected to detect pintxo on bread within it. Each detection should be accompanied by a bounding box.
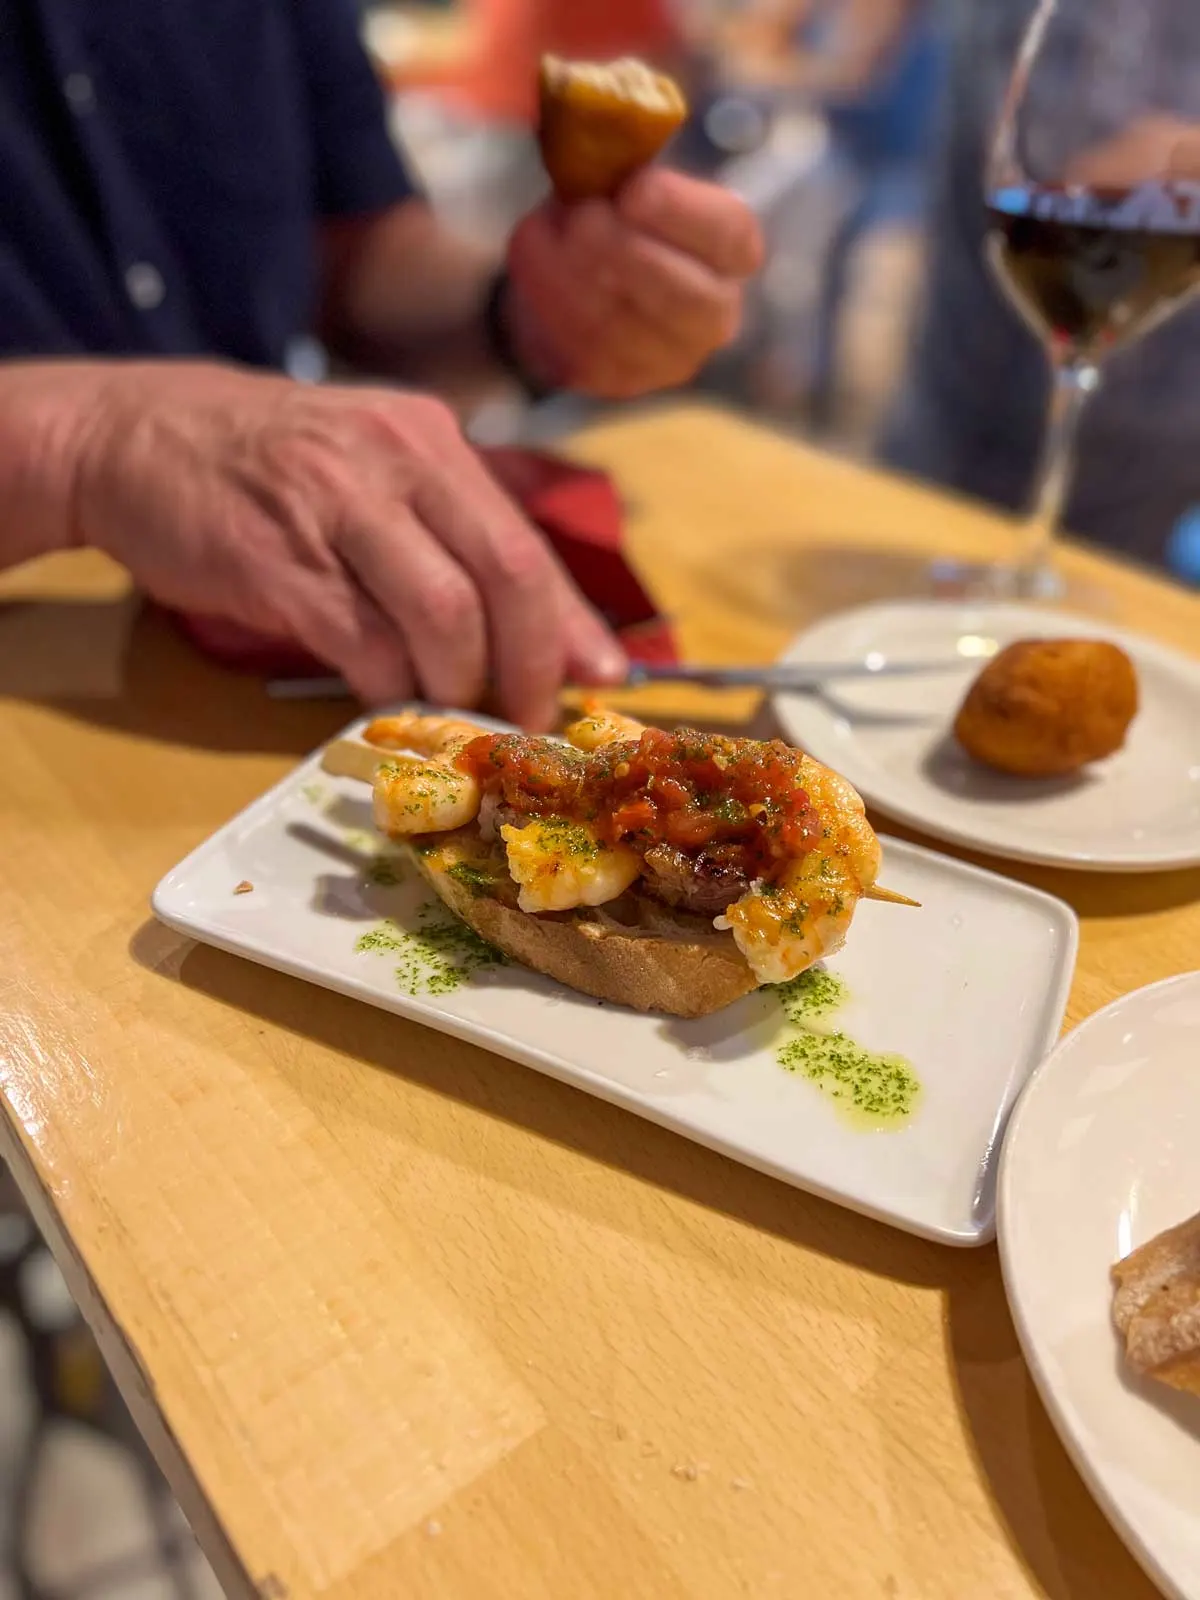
[320,705,918,1018]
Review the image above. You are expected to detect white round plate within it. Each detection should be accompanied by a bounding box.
[999,972,1200,1600]
[773,601,1200,872]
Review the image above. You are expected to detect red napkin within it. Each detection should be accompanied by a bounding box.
[166,447,678,678]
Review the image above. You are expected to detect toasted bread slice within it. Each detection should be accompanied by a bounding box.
[1112,1210,1200,1396]
[537,54,687,203]
[406,827,757,1018]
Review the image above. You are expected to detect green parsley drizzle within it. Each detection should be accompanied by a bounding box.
[445,861,500,897]
[776,967,847,1024]
[366,854,405,887]
[355,903,506,996]
[774,969,921,1128]
[522,818,601,859]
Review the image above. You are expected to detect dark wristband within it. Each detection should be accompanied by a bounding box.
[482,270,556,403]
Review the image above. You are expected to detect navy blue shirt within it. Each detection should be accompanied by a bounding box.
[0,0,415,368]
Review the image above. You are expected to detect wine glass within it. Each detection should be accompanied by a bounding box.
[960,0,1200,601]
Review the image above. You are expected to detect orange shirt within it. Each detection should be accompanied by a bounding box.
[440,0,683,125]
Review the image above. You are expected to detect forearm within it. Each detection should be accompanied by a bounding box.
[319,201,505,395]
[0,360,105,569]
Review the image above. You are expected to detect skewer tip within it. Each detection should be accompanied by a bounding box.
[865,884,921,908]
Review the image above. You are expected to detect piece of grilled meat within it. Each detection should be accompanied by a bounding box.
[640,843,751,918]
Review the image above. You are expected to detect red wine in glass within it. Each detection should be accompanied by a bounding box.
[987,181,1200,363]
[925,0,1200,602]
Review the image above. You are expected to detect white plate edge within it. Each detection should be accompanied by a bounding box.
[996,971,1200,1600]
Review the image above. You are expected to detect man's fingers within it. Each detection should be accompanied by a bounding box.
[335,505,489,710]
[560,588,630,688]
[427,467,563,729]
[620,237,743,348]
[559,285,728,397]
[506,207,610,387]
[561,202,741,348]
[343,397,625,727]
[412,455,623,729]
[1064,118,1200,185]
[618,168,765,279]
[525,203,740,394]
[454,453,629,708]
[287,573,416,707]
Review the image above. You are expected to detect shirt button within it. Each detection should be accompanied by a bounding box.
[63,72,96,113]
[125,262,165,310]
[284,335,329,384]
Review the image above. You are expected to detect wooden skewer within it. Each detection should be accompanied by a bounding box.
[865,885,921,908]
[319,737,398,783]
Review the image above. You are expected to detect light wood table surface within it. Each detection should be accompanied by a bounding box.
[1,403,1197,1600]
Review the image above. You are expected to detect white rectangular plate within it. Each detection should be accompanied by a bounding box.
[152,715,1079,1245]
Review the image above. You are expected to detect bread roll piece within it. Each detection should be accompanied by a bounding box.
[407,827,758,1019]
[953,637,1139,778]
[537,55,687,203]
[1112,1210,1200,1396]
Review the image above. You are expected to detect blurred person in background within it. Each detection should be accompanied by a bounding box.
[0,0,762,728]
[881,2,1200,579]
[705,0,945,434]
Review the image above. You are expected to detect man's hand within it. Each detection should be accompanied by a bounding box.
[505,170,764,399]
[1064,115,1200,187]
[317,174,761,402]
[32,361,624,727]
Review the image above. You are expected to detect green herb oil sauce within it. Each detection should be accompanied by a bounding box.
[365,855,405,887]
[355,903,506,997]
[444,861,501,897]
[774,969,921,1129]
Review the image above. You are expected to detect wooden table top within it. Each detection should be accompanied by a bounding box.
[1,402,1197,1600]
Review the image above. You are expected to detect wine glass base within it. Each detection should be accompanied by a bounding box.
[929,559,1062,600]
[927,559,1108,610]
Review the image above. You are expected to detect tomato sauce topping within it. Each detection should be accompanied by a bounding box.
[460,728,821,879]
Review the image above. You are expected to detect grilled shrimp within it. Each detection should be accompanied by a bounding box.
[499,818,641,913]
[366,712,485,836]
[717,757,880,985]
[564,702,647,752]
[364,712,482,759]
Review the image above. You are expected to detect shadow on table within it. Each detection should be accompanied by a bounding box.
[920,733,1100,805]
[946,1272,1163,1600]
[0,595,347,758]
[134,920,1169,1596]
[872,813,1200,919]
[684,540,938,636]
[131,922,953,1296]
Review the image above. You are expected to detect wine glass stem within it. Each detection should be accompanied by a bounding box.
[1020,359,1099,585]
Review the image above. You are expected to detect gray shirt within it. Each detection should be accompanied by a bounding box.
[881,0,1200,567]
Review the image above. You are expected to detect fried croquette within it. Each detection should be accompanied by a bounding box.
[537,55,687,204]
[953,638,1139,777]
